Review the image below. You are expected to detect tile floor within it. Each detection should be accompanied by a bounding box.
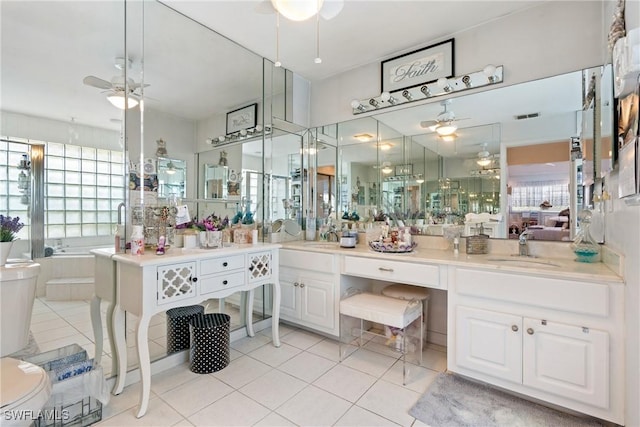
[29,297,447,426]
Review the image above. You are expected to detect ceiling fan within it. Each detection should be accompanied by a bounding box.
[475,143,498,167]
[83,57,147,109]
[420,99,468,136]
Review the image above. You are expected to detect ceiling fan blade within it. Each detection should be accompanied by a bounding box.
[83,75,112,90]
[129,82,150,89]
[420,120,438,128]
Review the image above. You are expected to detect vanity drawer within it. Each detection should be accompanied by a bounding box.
[200,270,245,295]
[280,249,335,273]
[455,268,609,316]
[343,256,440,288]
[200,254,245,275]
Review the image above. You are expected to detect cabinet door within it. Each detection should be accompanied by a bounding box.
[279,270,301,320]
[300,274,334,330]
[456,305,522,383]
[157,262,197,305]
[248,251,272,283]
[523,318,609,408]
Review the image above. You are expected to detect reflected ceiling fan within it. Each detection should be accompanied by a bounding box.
[420,99,469,136]
[475,143,499,167]
[83,57,148,110]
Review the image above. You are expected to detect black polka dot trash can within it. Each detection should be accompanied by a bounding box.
[166,305,205,354]
[189,313,231,374]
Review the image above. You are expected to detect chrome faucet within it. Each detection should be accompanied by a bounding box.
[117,202,126,225]
[518,230,531,256]
[326,226,340,242]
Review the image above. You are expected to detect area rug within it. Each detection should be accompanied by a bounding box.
[409,372,602,427]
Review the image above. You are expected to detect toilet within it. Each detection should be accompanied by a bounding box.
[0,262,40,357]
[0,357,51,426]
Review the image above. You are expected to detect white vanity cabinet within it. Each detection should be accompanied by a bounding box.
[449,267,624,424]
[279,249,339,336]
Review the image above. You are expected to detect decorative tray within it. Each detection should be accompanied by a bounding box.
[368,241,417,253]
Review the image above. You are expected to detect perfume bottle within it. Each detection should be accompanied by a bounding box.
[571,209,600,263]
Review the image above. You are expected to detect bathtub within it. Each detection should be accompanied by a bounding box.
[34,245,112,298]
[51,245,113,256]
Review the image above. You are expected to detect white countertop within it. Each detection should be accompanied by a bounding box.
[108,243,281,267]
[281,241,623,284]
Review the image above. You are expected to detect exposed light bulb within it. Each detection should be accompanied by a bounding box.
[380,91,397,105]
[436,77,453,92]
[483,64,498,83]
[351,100,366,112]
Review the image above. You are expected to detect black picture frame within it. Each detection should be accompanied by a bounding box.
[226,103,257,135]
[381,39,455,94]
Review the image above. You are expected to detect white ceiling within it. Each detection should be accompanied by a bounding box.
[161,0,543,83]
[1,0,545,132]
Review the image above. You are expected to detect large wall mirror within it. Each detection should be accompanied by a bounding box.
[335,66,614,241]
[2,0,273,379]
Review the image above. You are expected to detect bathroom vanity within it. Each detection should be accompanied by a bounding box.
[279,240,624,425]
[109,243,281,418]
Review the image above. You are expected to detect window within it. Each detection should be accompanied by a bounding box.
[45,142,124,238]
[0,139,31,240]
[1,138,125,239]
[510,180,570,210]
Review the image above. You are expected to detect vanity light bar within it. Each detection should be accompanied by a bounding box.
[206,125,272,147]
[350,65,504,115]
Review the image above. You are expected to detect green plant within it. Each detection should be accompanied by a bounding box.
[0,215,24,242]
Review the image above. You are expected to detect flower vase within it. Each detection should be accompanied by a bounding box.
[199,231,207,248]
[208,230,222,248]
[0,241,14,266]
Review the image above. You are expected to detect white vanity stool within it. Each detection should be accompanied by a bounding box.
[382,284,430,346]
[339,291,422,385]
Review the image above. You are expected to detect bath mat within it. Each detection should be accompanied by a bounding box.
[409,372,602,427]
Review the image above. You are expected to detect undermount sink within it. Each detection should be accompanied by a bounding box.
[486,256,562,268]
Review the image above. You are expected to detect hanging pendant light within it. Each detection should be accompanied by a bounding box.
[271,0,324,21]
[274,12,282,67]
[314,7,322,64]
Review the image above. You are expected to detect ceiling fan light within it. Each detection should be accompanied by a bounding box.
[438,134,457,142]
[107,92,138,109]
[476,157,492,167]
[271,0,324,21]
[436,123,457,135]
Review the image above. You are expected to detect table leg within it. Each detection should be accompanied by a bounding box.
[135,314,152,418]
[111,305,127,395]
[272,281,281,347]
[105,299,118,375]
[245,290,254,337]
[90,296,103,365]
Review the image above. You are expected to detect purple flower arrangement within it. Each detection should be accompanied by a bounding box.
[0,215,24,242]
[194,214,229,232]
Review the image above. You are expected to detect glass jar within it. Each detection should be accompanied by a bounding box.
[571,209,601,263]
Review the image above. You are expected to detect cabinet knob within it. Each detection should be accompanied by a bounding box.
[294,282,299,287]
[222,262,228,267]
[527,328,534,335]
[223,280,228,285]
[299,283,305,288]
[191,277,198,283]
[511,325,518,332]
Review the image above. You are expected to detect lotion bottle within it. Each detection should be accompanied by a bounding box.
[131,225,145,255]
